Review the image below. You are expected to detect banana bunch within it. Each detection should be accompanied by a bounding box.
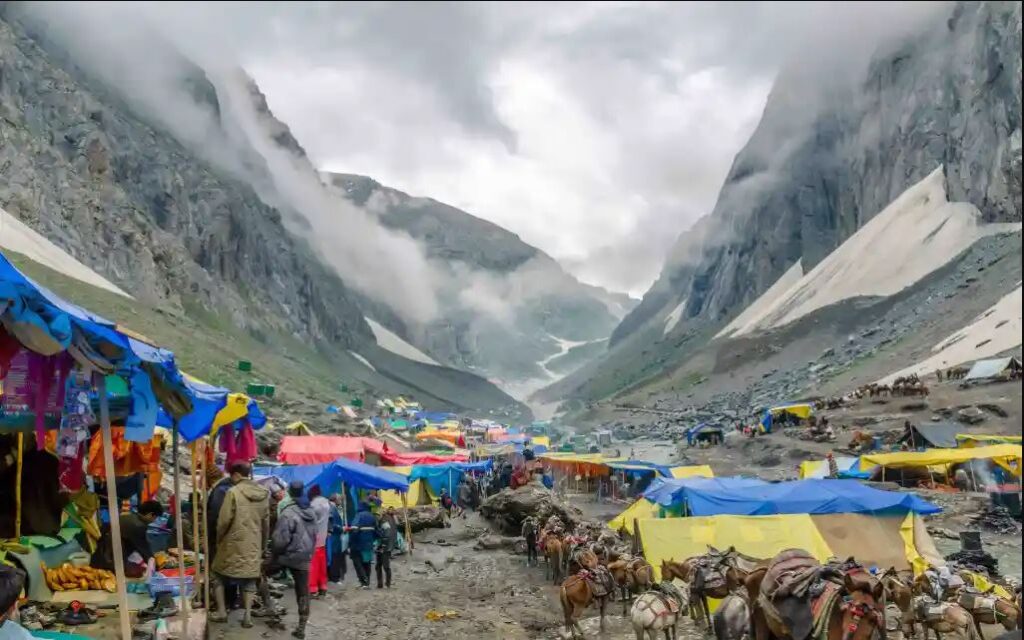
[41,562,117,593]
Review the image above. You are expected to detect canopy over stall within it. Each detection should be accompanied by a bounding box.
[307,457,409,495]
[643,476,768,508]
[276,435,367,464]
[902,422,959,449]
[956,434,1022,448]
[859,444,1023,476]
[408,460,492,496]
[380,449,468,466]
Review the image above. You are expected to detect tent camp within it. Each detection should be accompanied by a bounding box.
[639,511,944,580]
[902,422,960,449]
[964,357,1021,382]
[668,465,714,479]
[761,403,813,432]
[643,476,768,508]
[686,423,724,446]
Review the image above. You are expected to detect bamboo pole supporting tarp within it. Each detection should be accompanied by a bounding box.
[14,432,23,539]
[172,426,190,638]
[98,375,132,640]
[200,440,212,616]
[401,491,413,554]
[190,444,200,593]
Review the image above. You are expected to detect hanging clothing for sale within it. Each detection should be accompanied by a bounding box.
[56,370,95,492]
[0,350,72,447]
[87,426,162,478]
[125,369,158,443]
[219,421,257,466]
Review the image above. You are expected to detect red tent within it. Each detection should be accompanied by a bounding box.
[379,450,469,466]
[277,435,365,465]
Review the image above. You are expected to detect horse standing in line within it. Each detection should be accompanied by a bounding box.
[630,581,687,640]
[544,536,565,585]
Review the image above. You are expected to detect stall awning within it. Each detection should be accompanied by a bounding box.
[859,444,1023,476]
[277,435,365,464]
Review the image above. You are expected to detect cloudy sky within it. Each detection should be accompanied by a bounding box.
[32,1,946,297]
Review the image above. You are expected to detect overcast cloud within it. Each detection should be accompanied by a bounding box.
[29,1,949,297]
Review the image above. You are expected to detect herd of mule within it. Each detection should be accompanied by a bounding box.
[532,538,1022,640]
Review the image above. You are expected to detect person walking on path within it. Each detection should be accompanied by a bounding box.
[375,507,398,588]
[521,515,539,567]
[307,485,331,598]
[346,502,377,588]
[260,480,316,639]
[326,494,347,583]
[211,462,269,628]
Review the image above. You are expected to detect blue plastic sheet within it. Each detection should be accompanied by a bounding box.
[408,461,492,496]
[643,476,769,507]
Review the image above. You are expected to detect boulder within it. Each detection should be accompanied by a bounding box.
[406,505,446,532]
[480,485,584,535]
[956,406,986,425]
[473,534,520,551]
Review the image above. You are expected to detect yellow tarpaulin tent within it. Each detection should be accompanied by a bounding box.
[530,436,551,448]
[770,403,813,419]
[609,499,661,534]
[668,465,714,479]
[639,512,940,582]
[379,466,436,508]
[956,434,1022,448]
[860,444,1022,476]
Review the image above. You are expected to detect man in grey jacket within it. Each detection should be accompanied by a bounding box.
[259,480,317,639]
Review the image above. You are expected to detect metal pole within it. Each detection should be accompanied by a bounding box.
[172,425,190,638]
[98,375,132,640]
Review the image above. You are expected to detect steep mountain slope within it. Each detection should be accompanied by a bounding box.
[0,10,526,419]
[323,172,636,385]
[541,0,1021,408]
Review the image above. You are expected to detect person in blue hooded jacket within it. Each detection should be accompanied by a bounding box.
[345,502,377,588]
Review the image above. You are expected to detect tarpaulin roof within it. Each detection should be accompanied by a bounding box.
[307,457,409,494]
[964,357,1020,381]
[639,512,944,580]
[673,478,940,517]
[406,461,491,496]
[609,497,661,534]
[380,450,468,466]
[668,465,714,479]
[254,462,329,488]
[769,403,813,417]
[956,434,1023,447]
[605,460,673,477]
[860,444,1022,476]
[798,457,862,479]
[413,411,456,422]
[905,422,960,448]
[643,476,767,507]
[277,435,365,464]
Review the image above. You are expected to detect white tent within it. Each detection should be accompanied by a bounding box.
[964,357,1021,381]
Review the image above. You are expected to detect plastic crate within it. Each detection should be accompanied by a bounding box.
[148,573,194,598]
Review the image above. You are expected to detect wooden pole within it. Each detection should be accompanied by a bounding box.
[190,444,200,587]
[200,440,211,616]
[14,432,23,539]
[98,375,132,640]
[401,491,413,555]
[172,426,191,638]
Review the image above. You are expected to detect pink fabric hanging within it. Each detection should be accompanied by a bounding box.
[220,421,257,466]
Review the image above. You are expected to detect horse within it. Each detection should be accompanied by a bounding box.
[957,589,1022,636]
[630,581,687,640]
[559,568,616,639]
[713,592,751,640]
[544,536,565,585]
[610,557,658,615]
[882,569,918,638]
[566,547,600,576]
[746,550,885,640]
[664,553,743,629]
[912,596,982,640]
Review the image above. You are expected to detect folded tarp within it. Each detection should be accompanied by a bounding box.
[277,435,365,464]
[643,476,768,507]
[380,450,468,466]
[308,457,409,494]
[676,478,940,517]
[860,444,1022,476]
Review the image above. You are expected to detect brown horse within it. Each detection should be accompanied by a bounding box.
[662,555,742,629]
[545,536,565,585]
[559,570,614,638]
[882,569,917,638]
[957,590,1021,636]
[747,552,885,640]
[912,597,982,640]
[609,557,657,615]
[567,547,600,576]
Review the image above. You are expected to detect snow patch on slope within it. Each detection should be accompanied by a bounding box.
[877,285,1022,384]
[728,168,1021,337]
[663,298,688,336]
[1,206,131,297]
[364,317,439,366]
[717,260,803,338]
[348,351,377,372]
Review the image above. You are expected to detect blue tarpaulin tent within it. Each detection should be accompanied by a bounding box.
[254,462,331,488]
[409,460,493,496]
[606,460,674,477]
[644,476,768,507]
[308,457,409,495]
[649,478,940,516]
[685,423,724,446]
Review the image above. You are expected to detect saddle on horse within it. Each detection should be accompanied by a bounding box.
[758,549,836,640]
[573,566,616,599]
[694,554,729,592]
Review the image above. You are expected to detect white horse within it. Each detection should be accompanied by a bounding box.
[631,582,687,640]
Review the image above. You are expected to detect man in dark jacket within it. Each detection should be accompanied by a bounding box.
[375,507,398,588]
[346,502,376,588]
[259,480,316,639]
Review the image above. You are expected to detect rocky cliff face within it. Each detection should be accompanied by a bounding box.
[551,1,1021,403]
[614,1,1021,347]
[324,173,636,384]
[0,10,528,416]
